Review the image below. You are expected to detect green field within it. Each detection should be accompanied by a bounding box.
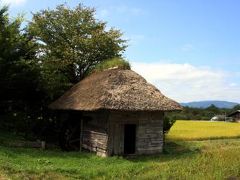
[1,121,240,179]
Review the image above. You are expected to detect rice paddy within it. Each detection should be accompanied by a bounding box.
[166,120,240,141]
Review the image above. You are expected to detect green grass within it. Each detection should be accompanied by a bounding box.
[1,121,240,179]
[166,120,240,141]
[92,57,131,73]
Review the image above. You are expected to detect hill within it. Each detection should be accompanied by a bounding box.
[181,100,239,109]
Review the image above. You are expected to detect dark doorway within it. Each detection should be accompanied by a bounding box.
[124,124,136,154]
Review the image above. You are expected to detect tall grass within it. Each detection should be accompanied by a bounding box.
[166,120,240,141]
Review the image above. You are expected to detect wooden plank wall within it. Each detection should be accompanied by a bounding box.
[136,111,164,154]
[108,111,164,155]
[82,111,109,157]
[80,110,164,156]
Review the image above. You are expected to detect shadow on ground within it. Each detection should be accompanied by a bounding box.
[124,141,201,163]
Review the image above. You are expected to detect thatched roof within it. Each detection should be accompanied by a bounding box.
[228,110,240,117]
[49,69,182,111]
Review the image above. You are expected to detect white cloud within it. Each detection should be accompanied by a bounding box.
[181,44,194,52]
[126,34,145,46]
[131,62,240,103]
[1,0,26,6]
[229,83,238,87]
[114,6,143,16]
[97,6,144,19]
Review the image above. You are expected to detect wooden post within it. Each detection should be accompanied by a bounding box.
[41,141,46,150]
[80,119,83,152]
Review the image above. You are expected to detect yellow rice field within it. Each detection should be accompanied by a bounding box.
[166,120,240,141]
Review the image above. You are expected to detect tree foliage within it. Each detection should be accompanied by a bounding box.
[29,4,127,84]
[0,6,41,103]
[0,3,129,141]
[0,6,47,137]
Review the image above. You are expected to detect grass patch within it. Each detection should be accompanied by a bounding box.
[1,121,240,179]
[166,120,240,141]
[1,140,240,179]
[92,57,130,73]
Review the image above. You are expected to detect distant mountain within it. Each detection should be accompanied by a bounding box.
[181,101,239,109]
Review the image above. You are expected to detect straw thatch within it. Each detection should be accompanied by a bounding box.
[49,69,182,111]
[228,110,240,117]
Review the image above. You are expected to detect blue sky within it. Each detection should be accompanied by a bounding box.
[2,0,240,103]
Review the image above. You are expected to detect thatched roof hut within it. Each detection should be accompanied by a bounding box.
[228,110,240,122]
[50,69,181,156]
[49,69,181,111]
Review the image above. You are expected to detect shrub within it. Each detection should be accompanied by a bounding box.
[163,116,176,133]
[92,57,130,73]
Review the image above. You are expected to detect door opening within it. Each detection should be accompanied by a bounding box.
[124,124,136,154]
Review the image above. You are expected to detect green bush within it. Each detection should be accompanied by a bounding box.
[163,116,176,133]
[92,58,131,73]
